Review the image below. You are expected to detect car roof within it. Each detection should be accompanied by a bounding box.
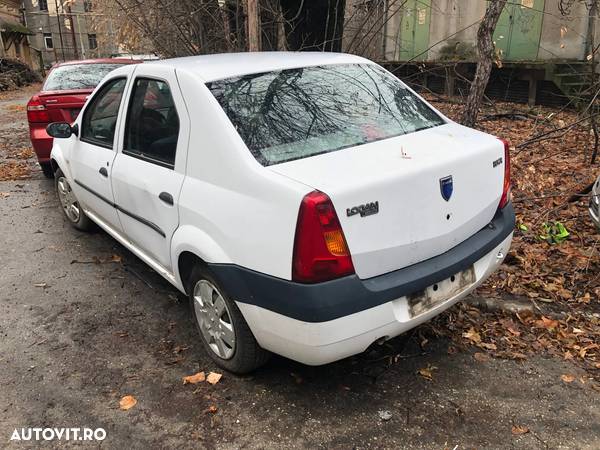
[53,58,141,68]
[149,51,372,82]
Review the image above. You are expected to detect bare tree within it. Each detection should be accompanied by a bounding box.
[462,0,507,128]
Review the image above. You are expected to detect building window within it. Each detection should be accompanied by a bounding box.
[44,33,53,49]
[39,0,48,11]
[88,34,97,50]
[84,0,93,12]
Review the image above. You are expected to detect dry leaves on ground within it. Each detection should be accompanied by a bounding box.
[417,365,437,381]
[206,372,222,385]
[0,161,31,181]
[512,425,530,435]
[119,395,137,411]
[183,372,206,385]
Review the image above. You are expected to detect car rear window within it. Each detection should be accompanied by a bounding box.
[43,63,126,91]
[207,63,445,166]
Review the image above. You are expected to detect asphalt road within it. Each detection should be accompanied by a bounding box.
[1,87,599,449]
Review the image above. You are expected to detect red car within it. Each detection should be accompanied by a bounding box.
[27,58,141,178]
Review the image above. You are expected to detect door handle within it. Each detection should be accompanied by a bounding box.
[159,191,174,205]
[99,167,108,177]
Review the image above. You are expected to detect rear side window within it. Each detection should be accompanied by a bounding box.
[207,63,445,166]
[43,63,126,91]
[81,78,126,149]
[124,78,180,168]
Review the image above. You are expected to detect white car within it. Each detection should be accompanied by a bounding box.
[47,52,514,373]
[591,176,600,229]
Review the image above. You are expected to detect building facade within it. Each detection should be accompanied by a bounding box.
[23,0,119,67]
[382,0,595,62]
[0,0,33,65]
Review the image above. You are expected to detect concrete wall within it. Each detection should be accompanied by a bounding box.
[538,1,588,60]
[383,0,596,62]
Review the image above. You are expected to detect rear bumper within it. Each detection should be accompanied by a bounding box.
[29,123,53,163]
[590,177,600,229]
[237,233,511,365]
[210,204,515,365]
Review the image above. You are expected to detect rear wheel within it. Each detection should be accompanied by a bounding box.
[40,162,54,179]
[55,168,92,231]
[188,265,270,373]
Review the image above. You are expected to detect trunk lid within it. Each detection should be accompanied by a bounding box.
[38,89,91,123]
[270,123,506,280]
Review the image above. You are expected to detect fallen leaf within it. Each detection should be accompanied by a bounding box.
[119,395,137,411]
[417,365,437,381]
[561,374,575,383]
[110,254,122,263]
[537,316,559,330]
[474,352,490,362]
[205,405,218,414]
[462,327,481,344]
[33,282,47,288]
[479,342,497,351]
[183,372,206,385]
[206,372,222,385]
[512,425,529,435]
[0,192,10,198]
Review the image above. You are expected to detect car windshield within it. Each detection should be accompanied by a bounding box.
[207,63,446,166]
[43,63,126,91]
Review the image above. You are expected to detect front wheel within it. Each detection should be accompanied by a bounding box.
[188,265,270,373]
[55,168,93,231]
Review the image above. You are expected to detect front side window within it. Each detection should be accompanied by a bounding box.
[39,0,48,11]
[43,63,126,91]
[81,78,126,148]
[208,63,445,166]
[124,78,180,168]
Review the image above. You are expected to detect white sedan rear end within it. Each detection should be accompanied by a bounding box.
[49,52,514,373]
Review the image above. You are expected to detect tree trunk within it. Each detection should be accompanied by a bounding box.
[462,0,507,128]
[247,0,261,51]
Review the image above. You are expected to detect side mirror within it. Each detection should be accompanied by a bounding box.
[47,122,77,138]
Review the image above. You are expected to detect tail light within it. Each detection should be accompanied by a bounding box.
[292,191,355,283]
[27,96,50,123]
[498,139,511,209]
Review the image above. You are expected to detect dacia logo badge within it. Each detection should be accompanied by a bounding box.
[440,175,453,201]
[347,201,379,218]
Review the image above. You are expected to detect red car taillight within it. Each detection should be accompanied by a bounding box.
[292,191,355,283]
[498,138,511,209]
[27,96,50,123]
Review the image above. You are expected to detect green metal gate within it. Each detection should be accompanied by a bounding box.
[493,0,545,61]
[397,0,431,61]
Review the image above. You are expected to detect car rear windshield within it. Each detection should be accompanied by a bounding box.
[207,63,445,166]
[43,63,126,91]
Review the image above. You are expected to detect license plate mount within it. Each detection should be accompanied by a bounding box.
[407,266,476,318]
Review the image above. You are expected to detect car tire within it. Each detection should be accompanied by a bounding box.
[40,162,54,179]
[188,264,270,374]
[54,168,93,231]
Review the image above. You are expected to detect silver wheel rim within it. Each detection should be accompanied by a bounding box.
[57,176,80,223]
[193,280,236,360]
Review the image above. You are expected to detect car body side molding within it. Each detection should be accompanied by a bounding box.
[74,179,166,237]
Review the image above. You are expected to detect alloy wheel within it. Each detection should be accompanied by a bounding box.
[193,279,236,360]
[57,176,81,223]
